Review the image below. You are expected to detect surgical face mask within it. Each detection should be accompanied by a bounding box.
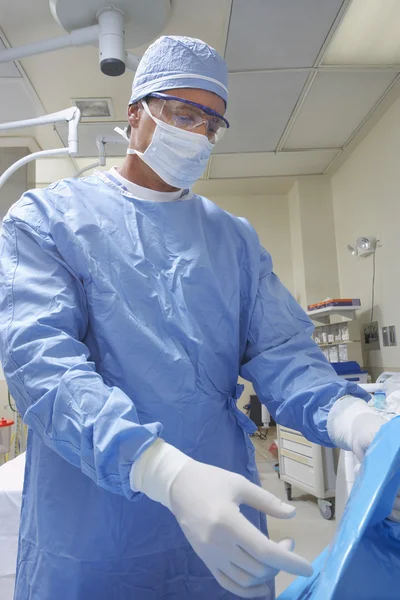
[126,100,214,189]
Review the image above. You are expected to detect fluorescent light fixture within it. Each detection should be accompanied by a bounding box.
[71,98,114,119]
[323,0,400,65]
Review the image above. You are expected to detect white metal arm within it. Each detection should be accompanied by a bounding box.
[0,107,81,189]
[74,133,127,178]
[0,26,99,64]
[0,16,139,72]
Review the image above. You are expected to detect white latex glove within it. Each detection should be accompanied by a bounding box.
[328,395,400,522]
[131,439,313,598]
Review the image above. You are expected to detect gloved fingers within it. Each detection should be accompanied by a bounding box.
[276,537,296,554]
[213,569,271,599]
[234,512,313,577]
[230,546,272,579]
[237,479,296,519]
[229,539,292,581]
[223,561,273,588]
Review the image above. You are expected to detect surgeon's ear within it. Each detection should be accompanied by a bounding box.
[127,102,142,129]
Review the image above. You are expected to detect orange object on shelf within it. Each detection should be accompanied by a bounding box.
[307,298,361,312]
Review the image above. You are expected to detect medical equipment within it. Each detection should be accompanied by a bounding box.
[277,425,337,520]
[0,453,25,600]
[0,108,81,188]
[0,0,171,76]
[0,419,14,456]
[74,134,127,177]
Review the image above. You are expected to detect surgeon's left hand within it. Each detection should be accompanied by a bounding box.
[328,395,400,522]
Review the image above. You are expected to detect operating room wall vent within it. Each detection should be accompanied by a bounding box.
[71,98,114,120]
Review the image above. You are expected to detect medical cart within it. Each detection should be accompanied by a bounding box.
[277,425,337,519]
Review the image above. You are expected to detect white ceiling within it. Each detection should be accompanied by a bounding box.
[1,0,400,182]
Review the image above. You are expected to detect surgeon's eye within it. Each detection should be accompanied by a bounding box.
[172,113,197,128]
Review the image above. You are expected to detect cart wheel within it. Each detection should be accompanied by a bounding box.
[318,498,335,520]
[284,482,292,501]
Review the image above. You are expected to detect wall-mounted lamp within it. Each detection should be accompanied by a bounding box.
[347,236,378,258]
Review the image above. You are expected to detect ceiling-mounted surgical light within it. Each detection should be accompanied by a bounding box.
[0,0,171,77]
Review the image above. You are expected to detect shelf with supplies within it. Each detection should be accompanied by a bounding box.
[312,320,363,365]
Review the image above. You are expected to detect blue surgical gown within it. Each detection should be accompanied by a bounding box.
[0,172,369,600]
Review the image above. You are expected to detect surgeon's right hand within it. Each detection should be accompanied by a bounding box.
[131,439,313,599]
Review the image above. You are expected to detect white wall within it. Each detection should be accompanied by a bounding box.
[331,93,400,377]
[210,194,294,293]
[288,178,340,310]
[0,148,34,221]
[208,192,293,411]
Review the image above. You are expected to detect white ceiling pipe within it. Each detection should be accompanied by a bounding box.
[0,6,142,74]
[125,52,140,71]
[0,147,70,189]
[0,107,79,132]
[0,25,99,64]
[75,160,101,177]
[0,0,170,74]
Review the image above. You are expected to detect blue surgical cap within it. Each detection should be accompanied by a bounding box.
[129,35,228,106]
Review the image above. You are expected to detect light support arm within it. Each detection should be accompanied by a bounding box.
[74,134,127,178]
[0,25,99,64]
[0,9,140,76]
[125,52,140,72]
[0,107,81,189]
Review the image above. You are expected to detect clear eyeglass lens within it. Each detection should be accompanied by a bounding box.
[151,99,227,143]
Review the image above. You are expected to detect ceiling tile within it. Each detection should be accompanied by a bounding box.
[56,122,128,157]
[284,70,397,149]
[323,0,400,66]
[132,0,232,56]
[215,71,310,154]
[210,150,339,178]
[0,79,40,122]
[225,0,344,70]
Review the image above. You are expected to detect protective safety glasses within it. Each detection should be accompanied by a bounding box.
[145,92,229,144]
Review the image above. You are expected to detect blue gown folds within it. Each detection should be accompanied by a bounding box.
[0,172,368,599]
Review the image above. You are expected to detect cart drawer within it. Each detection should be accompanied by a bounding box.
[281,438,313,458]
[279,426,301,435]
[281,453,315,489]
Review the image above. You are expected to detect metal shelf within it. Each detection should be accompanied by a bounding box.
[317,340,356,347]
[307,305,360,324]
